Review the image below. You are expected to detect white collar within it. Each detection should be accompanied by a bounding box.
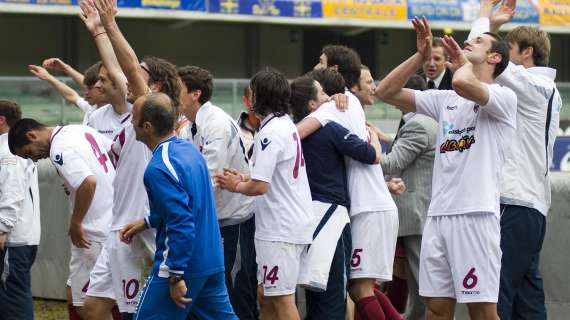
[195,101,213,127]
[428,69,446,88]
[528,67,557,81]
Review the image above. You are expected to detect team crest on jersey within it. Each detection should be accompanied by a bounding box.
[260,138,271,151]
[54,153,64,166]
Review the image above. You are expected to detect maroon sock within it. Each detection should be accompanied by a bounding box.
[67,304,81,320]
[385,276,408,313]
[374,289,403,320]
[111,305,123,320]
[355,295,386,320]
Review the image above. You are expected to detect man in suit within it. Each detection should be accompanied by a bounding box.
[380,74,438,320]
[422,38,453,90]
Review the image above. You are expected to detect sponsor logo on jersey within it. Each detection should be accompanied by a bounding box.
[54,153,64,166]
[447,105,458,111]
[260,138,271,151]
[440,135,476,153]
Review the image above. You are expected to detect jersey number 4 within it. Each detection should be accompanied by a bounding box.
[85,133,110,173]
[292,132,305,179]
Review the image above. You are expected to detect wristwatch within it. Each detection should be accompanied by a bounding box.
[169,274,184,285]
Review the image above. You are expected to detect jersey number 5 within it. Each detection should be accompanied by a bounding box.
[85,133,110,173]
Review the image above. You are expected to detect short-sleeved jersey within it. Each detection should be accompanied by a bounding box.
[414,84,517,217]
[189,102,254,226]
[250,114,314,244]
[309,91,397,216]
[50,125,115,242]
[109,123,151,230]
[86,104,132,140]
[75,97,97,125]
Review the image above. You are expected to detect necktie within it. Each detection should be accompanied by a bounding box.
[191,123,197,139]
[428,80,436,89]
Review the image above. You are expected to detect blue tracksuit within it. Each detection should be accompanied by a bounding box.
[136,136,236,320]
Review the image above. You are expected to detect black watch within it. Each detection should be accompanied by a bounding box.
[169,274,184,285]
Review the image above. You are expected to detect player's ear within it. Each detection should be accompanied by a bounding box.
[487,52,502,65]
[25,130,39,142]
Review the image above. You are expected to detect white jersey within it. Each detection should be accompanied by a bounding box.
[469,17,563,216]
[309,91,397,216]
[50,125,115,242]
[86,104,132,140]
[75,97,97,125]
[250,114,314,244]
[415,84,517,217]
[109,123,151,230]
[191,102,254,225]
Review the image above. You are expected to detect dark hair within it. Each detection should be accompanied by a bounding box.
[406,74,428,91]
[141,56,181,108]
[250,69,290,118]
[432,37,449,58]
[8,118,46,154]
[484,32,510,78]
[0,100,22,127]
[177,66,213,105]
[139,93,176,136]
[309,68,345,96]
[83,61,102,87]
[321,45,362,88]
[290,76,317,123]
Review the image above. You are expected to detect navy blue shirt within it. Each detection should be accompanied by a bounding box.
[302,122,376,208]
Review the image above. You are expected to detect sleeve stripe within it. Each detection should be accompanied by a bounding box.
[161,142,180,183]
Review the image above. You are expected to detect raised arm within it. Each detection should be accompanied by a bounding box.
[42,58,86,90]
[376,17,432,113]
[95,0,149,99]
[79,0,128,101]
[29,65,80,105]
[442,36,490,106]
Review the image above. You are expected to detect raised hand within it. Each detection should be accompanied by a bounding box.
[28,65,52,81]
[79,0,104,35]
[412,16,432,61]
[94,0,119,29]
[491,0,516,31]
[442,35,469,72]
[42,58,68,73]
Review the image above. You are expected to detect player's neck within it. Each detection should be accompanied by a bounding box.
[147,133,175,152]
[473,65,495,85]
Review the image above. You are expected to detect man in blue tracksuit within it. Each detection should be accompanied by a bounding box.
[120,93,236,320]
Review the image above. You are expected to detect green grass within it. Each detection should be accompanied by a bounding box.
[33,298,67,320]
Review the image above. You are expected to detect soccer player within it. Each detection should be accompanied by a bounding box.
[237,85,259,159]
[8,118,115,319]
[299,45,400,320]
[351,65,376,108]
[376,17,517,320]
[290,73,381,319]
[121,92,236,319]
[177,65,258,319]
[0,101,40,320]
[216,69,315,320]
[471,1,563,318]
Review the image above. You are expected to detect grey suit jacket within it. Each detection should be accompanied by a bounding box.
[381,114,438,236]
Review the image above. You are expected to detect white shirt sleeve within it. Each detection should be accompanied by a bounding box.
[482,84,518,127]
[308,101,338,126]
[0,155,27,232]
[468,17,490,39]
[250,129,283,184]
[200,118,231,185]
[414,90,448,122]
[51,145,95,190]
[75,97,94,113]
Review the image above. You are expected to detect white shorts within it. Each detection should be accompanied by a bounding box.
[419,212,501,303]
[86,230,153,313]
[255,239,306,296]
[67,241,103,307]
[349,210,398,281]
[298,201,349,291]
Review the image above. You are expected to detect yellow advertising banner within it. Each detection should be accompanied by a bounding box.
[539,0,570,26]
[322,0,407,20]
[142,0,181,9]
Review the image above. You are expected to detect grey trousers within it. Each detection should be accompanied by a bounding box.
[401,235,425,320]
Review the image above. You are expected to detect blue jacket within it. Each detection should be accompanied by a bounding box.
[302,122,376,208]
[144,136,224,278]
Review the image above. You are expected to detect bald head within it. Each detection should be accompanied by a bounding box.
[138,92,176,136]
